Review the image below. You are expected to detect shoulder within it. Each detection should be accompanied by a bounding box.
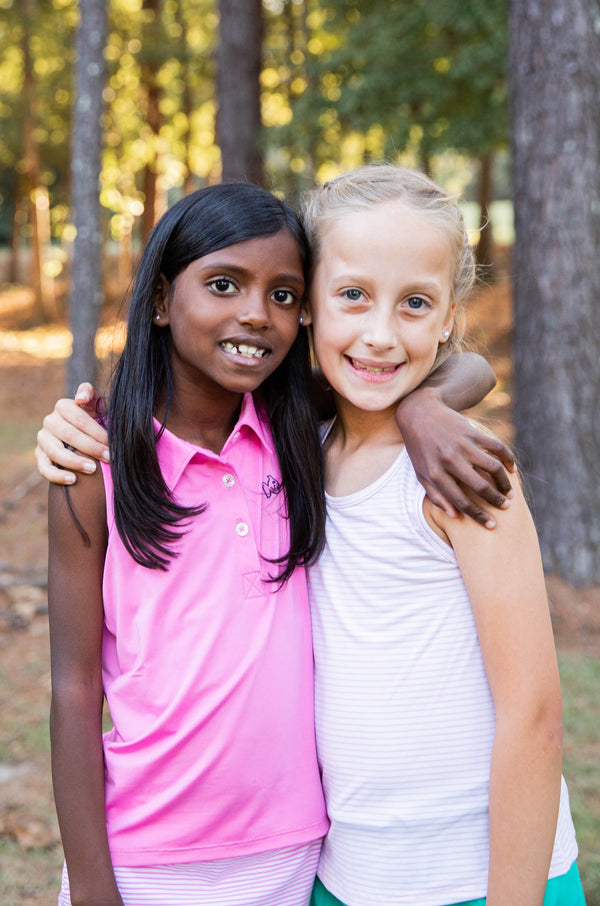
[425,466,536,555]
[48,466,108,559]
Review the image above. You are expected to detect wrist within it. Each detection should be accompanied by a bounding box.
[396,385,441,428]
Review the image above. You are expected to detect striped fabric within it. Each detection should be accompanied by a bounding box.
[308,447,578,906]
[58,840,321,905]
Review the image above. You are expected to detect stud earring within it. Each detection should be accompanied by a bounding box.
[441,330,450,340]
[155,313,160,322]
[299,315,304,325]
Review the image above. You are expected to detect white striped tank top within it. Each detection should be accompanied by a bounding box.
[309,446,578,906]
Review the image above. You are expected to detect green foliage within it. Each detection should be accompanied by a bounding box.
[0,0,217,247]
[0,0,76,240]
[101,0,217,240]
[0,0,509,252]
[263,0,508,192]
[559,653,600,902]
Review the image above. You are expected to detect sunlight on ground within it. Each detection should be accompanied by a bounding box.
[0,322,126,361]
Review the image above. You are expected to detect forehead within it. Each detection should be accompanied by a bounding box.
[192,228,304,278]
[319,200,452,273]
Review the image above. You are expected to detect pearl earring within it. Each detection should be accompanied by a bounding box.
[441,330,450,340]
[155,314,160,321]
[299,315,304,325]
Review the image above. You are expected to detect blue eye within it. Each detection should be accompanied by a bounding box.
[343,288,364,302]
[271,289,297,305]
[406,296,427,310]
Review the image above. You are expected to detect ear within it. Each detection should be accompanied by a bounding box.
[153,274,171,326]
[439,302,456,343]
[300,300,312,327]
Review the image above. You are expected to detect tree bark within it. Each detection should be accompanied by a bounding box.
[509,0,600,585]
[140,0,162,241]
[476,154,493,269]
[216,0,263,184]
[22,0,53,322]
[67,0,108,394]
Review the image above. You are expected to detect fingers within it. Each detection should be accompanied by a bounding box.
[473,455,513,498]
[44,401,109,459]
[482,433,516,472]
[34,438,77,485]
[75,382,103,416]
[424,471,498,529]
[35,427,99,482]
[418,480,458,520]
[450,427,515,498]
[446,460,512,510]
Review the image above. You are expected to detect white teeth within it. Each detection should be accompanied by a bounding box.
[221,342,267,359]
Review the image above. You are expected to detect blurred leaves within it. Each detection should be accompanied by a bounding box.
[0,0,508,248]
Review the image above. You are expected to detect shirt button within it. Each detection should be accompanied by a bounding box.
[235,522,249,537]
[223,473,236,487]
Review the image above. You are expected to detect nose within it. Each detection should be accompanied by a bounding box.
[363,308,397,351]
[238,290,271,329]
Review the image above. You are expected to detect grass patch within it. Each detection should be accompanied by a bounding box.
[559,652,600,904]
[0,837,63,906]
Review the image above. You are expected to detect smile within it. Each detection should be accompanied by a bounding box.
[346,356,401,382]
[220,342,269,360]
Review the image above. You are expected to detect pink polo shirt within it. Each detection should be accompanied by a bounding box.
[99,393,327,866]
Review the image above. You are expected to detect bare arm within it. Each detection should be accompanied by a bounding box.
[36,383,109,484]
[396,352,515,528]
[427,478,562,905]
[48,471,123,905]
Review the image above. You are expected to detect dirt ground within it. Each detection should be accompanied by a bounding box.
[1,277,599,903]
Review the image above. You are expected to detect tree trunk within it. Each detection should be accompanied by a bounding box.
[175,0,195,194]
[8,186,23,285]
[140,0,162,241]
[22,0,51,322]
[476,154,493,269]
[67,0,108,395]
[216,0,263,184]
[509,0,600,585]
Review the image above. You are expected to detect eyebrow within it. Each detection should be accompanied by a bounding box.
[330,273,443,295]
[200,263,304,285]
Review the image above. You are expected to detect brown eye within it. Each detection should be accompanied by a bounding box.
[209,278,236,294]
[271,289,296,305]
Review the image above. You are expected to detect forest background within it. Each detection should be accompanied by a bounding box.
[0,0,599,903]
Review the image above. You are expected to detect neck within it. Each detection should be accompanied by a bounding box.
[156,384,244,453]
[331,394,403,451]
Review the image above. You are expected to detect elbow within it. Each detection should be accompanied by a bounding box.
[497,690,564,765]
[50,675,104,732]
[535,683,564,753]
[536,708,563,764]
[482,359,497,395]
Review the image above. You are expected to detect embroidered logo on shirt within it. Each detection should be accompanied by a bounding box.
[243,571,264,598]
[262,475,282,498]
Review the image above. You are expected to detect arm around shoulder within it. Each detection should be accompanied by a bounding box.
[36,384,109,485]
[396,353,515,527]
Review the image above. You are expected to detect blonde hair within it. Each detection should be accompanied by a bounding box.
[301,164,476,365]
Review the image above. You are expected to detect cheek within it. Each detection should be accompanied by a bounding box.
[404,323,444,361]
[311,317,341,365]
[273,310,301,355]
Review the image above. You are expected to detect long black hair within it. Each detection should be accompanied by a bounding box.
[108,182,325,584]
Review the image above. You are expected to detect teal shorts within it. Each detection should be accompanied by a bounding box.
[310,861,586,906]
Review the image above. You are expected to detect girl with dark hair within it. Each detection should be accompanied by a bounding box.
[44,181,514,905]
[49,183,330,905]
